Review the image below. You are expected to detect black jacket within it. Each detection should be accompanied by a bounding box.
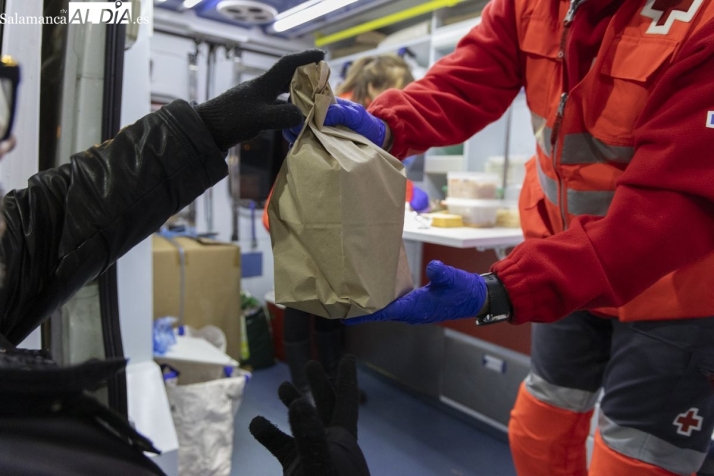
[0,100,227,345]
[0,101,227,476]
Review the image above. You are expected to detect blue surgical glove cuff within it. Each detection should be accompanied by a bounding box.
[347,260,488,325]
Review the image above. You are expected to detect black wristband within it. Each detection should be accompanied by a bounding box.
[476,273,512,326]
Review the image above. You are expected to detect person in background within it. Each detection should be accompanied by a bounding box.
[271,54,423,402]
[313,1,714,475]
[0,50,345,475]
[335,54,414,107]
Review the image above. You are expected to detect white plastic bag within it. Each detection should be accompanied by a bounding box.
[159,325,248,476]
[166,372,248,476]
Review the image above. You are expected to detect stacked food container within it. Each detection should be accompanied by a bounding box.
[444,172,519,228]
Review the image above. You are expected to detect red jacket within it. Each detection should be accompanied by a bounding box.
[369,0,714,324]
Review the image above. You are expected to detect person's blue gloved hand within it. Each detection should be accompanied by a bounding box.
[282,98,387,147]
[324,98,386,147]
[409,186,429,213]
[347,260,488,325]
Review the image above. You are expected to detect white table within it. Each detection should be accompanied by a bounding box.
[403,224,524,251]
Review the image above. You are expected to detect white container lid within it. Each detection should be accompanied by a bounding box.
[444,198,505,207]
[447,172,500,182]
[498,199,519,208]
[487,155,529,164]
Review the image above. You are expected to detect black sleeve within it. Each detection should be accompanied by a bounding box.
[0,100,227,345]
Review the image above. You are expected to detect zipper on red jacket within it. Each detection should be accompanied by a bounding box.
[552,92,568,229]
[551,0,584,230]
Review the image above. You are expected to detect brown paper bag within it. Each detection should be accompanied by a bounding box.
[268,61,413,319]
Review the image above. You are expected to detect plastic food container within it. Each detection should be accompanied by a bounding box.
[495,200,520,228]
[444,198,502,228]
[447,172,500,199]
[484,155,528,186]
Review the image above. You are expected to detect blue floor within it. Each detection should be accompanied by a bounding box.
[232,362,516,476]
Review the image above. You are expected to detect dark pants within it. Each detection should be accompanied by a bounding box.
[283,307,343,342]
[283,308,344,390]
[529,311,714,474]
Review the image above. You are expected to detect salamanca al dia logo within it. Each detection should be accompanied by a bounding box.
[0,2,149,25]
[68,1,133,24]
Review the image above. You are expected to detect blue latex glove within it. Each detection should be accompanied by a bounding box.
[347,260,488,325]
[324,98,386,147]
[152,316,177,355]
[282,98,387,147]
[409,186,429,213]
[282,123,302,145]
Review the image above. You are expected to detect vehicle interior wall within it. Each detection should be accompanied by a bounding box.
[118,3,182,474]
[150,32,288,302]
[2,1,47,349]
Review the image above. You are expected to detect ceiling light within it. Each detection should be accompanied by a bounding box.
[273,0,358,32]
[274,0,323,19]
[183,0,204,8]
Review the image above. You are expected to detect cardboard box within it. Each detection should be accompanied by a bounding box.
[153,236,242,360]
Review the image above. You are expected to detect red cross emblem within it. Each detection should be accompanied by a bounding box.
[641,0,703,34]
[673,408,703,436]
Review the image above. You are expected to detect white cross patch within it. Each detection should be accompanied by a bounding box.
[641,0,703,35]
[673,408,703,436]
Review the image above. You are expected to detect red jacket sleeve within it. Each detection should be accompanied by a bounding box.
[493,23,714,324]
[367,0,523,158]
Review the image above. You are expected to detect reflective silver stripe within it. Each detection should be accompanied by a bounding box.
[524,373,600,413]
[536,160,614,216]
[531,112,552,157]
[535,157,559,206]
[599,412,707,475]
[561,133,635,164]
[532,121,616,217]
[566,189,614,216]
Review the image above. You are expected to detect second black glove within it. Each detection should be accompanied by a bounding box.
[196,49,324,151]
[249,355,370,476]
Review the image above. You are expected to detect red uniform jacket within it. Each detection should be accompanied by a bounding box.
[369,0,714,324]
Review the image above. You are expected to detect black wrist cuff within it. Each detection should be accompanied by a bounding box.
[476,273,512,326]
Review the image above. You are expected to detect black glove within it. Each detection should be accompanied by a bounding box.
[195,49,325,151]
[249,355,370,476]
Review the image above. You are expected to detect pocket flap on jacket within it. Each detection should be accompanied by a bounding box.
[521,17,561,58]
[600,35,677,82]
